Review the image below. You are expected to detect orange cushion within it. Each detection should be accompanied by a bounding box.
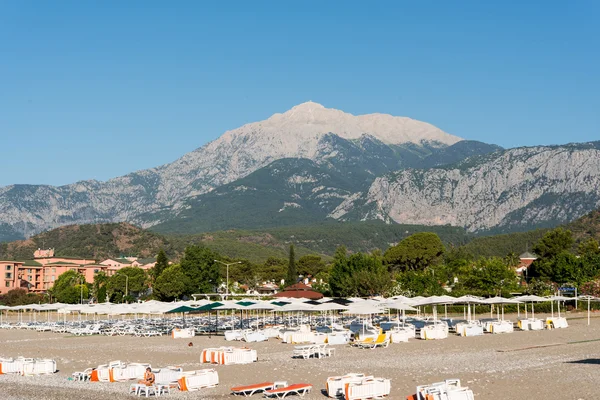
[268,384,312,393]
[231,382,274,391]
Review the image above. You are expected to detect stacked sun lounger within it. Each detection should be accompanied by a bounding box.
[546,317,568,329]
[243,331,268,342]
[171,327,195,338]
[517,318,544,331]
[201,347,257,365]
[390,326,415,343]
[0,357,57,376]
[326,373,370,398]
[326,331,351,345]
[225,329,251,341]
[89,360,150,382]
[345,377,391,400]
[483,320,513,334]
[408,378,474,400]
[111,362,151,382]
[154,366,184,385]
[455,322,484,337]
[178,369,219,391]
[419,323,449,340]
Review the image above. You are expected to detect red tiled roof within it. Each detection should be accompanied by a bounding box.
[273,289,323,299]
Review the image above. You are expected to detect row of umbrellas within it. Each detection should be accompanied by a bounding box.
[0,294,594,316]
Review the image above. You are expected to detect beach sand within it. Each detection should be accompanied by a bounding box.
[1,313,599,399]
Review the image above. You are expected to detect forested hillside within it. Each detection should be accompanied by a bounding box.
[2,209,599,264]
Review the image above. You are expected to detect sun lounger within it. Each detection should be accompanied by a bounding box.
[292,344,334,359]
[351,337,374,347]
[356,334,389,349]
[72,368,93,381]
[411,378,471,400]
[0,357,57,376]
[264,383,312,398]
[231,381,289,396]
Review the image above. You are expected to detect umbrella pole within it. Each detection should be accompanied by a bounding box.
[444,304,447,319]
[588,298,591,326]
[551,301,554,318]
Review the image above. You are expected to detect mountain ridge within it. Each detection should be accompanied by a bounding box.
[0,102,464,240]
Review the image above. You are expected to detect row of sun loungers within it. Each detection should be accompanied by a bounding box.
[0,356,57,375]
[74,359,219,394]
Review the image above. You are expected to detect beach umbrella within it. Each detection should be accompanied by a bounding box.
[514,295,547,319]
[453,295,486,321]
[546,295,572,318]
[480,297,522,320]
[577,295,599,326]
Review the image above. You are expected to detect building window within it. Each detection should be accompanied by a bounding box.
[5,272,11,279]
[28,269,32,273]
[51,276,56,281]
[5,282,9,287]
[28,275,32,281]
[52,268,56,273]
[70,268,75,271]
[5,265,11,271]
[94,269,99,273]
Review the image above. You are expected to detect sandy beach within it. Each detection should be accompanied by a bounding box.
[2,313,600,400]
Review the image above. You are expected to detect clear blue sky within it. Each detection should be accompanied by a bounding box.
[1,1,598,186]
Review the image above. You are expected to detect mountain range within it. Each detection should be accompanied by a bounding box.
[1,102,599,241]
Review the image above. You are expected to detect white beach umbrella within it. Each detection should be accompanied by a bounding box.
[481,297,522,320]
[514,295,547,319]
[546,295,572,318]
[577,295,600,326]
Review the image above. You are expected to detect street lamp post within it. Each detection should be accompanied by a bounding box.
[214,260,241,298]
[124,274,129,301]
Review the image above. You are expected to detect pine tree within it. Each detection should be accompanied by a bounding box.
[287,244,297,285]
[152,249,169,280]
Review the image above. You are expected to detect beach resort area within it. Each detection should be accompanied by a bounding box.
[1,296,600,400]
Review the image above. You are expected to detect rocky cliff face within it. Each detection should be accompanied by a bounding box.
[0,102,461,240]
[331,143,600,232]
